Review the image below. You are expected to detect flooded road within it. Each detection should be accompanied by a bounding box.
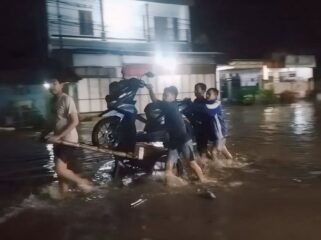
[1,102,321,240]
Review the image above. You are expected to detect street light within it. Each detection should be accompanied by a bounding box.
[43,82,50,89]
[155,53,177,73]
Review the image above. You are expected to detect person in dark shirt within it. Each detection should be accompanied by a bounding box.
[146,84,211,186]
[188,88,233,167]
[194,83,207,104]
[192,83,210,163]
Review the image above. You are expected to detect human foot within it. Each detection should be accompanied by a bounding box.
[199,177,217,184]
[223,159,248,168]
[78,179,95,193]
[212,159,226,169]
[165,174,188,187]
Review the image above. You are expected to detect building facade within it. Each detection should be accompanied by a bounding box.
[46,0,218,113]
[218,55,315,101]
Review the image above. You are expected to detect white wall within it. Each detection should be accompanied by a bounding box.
[103,0,146,39]
[263,67,314,97]
[47,0,190,42]
[267,67,313,82]
[47,0,102,37]
[103,0,189,40]
[73,54,123,67]
[147,1,190,41]
[296,68,313,80]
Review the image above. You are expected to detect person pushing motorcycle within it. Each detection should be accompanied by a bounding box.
[146,84,212,186]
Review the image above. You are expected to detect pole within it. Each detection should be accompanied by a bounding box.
[56,0,63,49]
[145,3,151,41]
[53,140,137,159]
[99,0,106,40]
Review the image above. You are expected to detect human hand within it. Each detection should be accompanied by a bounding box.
[46,135,61,143]
[38,133,46,143]
[39,132,49,142]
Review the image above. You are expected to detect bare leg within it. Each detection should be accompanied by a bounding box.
[189,161,205,181]
[198,152,208,170]
[165,159,174,177]
[58,177,69,196]
[210,147,219,162]
[189,160,216,184]
[165,159,187,187]
[211,145,226,168]
[221,145,233,160]
[55,159,94,193]
[219,145,247,168]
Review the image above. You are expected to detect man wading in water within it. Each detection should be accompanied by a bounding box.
[146,84,212,186]
[192,83,210,166]
[41,76,94,197]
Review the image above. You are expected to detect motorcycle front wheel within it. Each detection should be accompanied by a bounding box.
[92,117,121,148]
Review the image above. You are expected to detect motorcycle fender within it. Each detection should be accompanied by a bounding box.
[101,110,124,120]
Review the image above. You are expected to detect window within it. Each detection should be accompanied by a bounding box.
[289,72,296,78]
[173,18,178,41]
[154,16,168,41]
[79,10,93,35]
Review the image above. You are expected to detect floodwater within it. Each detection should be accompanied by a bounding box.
[1,101,321,240]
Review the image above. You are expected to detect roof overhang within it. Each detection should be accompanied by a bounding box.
[229,59,264,69]
[137,0,194,5]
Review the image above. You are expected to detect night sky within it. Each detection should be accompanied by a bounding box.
[192,0,321,58]
[1,0,321,70]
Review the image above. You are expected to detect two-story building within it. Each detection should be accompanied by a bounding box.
[46,0,220,113]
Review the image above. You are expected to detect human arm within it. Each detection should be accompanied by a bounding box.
[210,103,227,139]
[145,84,158,103]
[40,121,54,142]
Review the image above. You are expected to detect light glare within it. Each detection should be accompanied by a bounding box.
[155,54,177,73]
[43,82,50,89]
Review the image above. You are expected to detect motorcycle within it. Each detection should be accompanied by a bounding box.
[91,72,192,178]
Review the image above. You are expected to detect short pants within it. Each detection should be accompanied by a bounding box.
[53,144,82,173]
[167,140,197,163]
[208,138,226,151]
[194,125,208,154]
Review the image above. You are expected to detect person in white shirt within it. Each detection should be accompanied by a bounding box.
[41,77,94,197]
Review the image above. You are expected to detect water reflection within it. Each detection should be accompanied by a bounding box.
[44,144,56,177]
[291,103,314,135]
[262,106,279,132]
[93,160,114,184]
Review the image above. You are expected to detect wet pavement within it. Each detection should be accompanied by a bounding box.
[1,101,321,240]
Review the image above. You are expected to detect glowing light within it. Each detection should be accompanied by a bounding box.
[104,0,142,39]
[155,53,177,73]
[43,82,50,89]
